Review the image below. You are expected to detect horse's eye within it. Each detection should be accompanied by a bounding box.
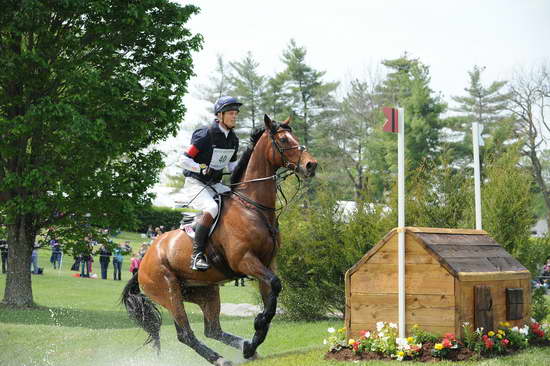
[280,137,288,143]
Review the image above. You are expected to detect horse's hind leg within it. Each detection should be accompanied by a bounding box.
[185,285,246,350]
[142,268,230,365]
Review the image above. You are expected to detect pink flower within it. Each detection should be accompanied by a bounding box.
[444,333,456,341]
[442,338,452,348]
[501,339,510,346]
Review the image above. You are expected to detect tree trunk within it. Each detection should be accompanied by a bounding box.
[2,216,36,307]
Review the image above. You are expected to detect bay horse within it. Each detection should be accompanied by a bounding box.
[121,115,317,366]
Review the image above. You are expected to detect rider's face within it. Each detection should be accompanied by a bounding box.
[219,110,238,129]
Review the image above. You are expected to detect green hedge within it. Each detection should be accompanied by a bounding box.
[136,206,187,233]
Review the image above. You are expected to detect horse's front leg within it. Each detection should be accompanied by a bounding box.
[238,257,281,359]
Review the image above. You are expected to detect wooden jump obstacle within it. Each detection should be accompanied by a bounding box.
[345,227,531,339]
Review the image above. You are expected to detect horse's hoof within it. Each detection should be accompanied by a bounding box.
[242,340,255,359]
[214,358,233,366]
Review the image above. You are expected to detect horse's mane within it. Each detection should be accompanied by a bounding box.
[230,128,265,186]
[230,122,292,186]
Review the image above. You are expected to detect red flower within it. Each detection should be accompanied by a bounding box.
[484,339,494,349]
[534,329,545,338]
[482,335,488,341]
[442,338,452,348]
[501,339,510,346]
[359,330,368,338]
[531,322,540,330]
[353,342,359,352]
[444,333,456,341]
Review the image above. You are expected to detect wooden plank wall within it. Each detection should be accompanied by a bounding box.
[456,277,531,332]
[348,233,456,337]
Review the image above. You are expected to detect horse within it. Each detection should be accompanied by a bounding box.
[121,114,318,366]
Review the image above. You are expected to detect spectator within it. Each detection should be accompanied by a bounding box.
[146,225,153,238]
[50,239,62,269]
[112,244,124,281]
[31,243,40,274]
[129,255,141,276]
[98,243,112,280]
[153,227,163,238]
[138,243,149,259]
[80,240,93,278]
[0,240,7,274]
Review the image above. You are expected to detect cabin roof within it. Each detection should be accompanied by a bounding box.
[348,227,528,278]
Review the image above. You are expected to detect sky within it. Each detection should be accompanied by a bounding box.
[153,0,550,206]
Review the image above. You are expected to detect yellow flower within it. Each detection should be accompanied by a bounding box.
[338,327,346,333]
[488,331,495,337]
[412,324,419,329]
[397,351,405,357]
[497,334,502,339]
[498,329,505,335]
[407,337,414,343]
[434,343,443,350]
[348,338,356,345]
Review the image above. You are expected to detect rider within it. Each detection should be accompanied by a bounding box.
[181,96,242,271]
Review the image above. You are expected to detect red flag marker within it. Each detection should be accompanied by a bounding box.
[383,107,399,133]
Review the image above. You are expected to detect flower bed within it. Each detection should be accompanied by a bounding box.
[324,320,550,362]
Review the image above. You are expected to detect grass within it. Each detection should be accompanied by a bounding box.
[1,232,549,366]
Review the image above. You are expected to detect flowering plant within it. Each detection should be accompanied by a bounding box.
[432,332,460,358]
[351,321,399,355]
[528,320,546,342]
[323,327,347,351]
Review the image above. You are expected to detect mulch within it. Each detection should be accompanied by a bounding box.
[324,340,550,363]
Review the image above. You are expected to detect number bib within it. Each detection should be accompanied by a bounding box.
[209,148,234,170]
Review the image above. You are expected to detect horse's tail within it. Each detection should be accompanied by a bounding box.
[120,272,162,352]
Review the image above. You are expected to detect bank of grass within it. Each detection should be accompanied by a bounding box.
[1,233,549,366]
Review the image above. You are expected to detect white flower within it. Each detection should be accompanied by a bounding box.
[476,327,484,334]
[396,338,408,347]
[531,318,536,323]
[376,321,385,332]
[378,332,385,338]
[463,322,470,327]
[511,326,519,332]
[520,326,529,335]
[327,327,336,334]
[389,322,398,329]
[364,331,371,338]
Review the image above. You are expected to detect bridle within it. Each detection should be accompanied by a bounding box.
[269,127,306,174]
[230,125,306,213]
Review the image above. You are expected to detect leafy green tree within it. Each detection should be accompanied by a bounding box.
[376,55,447,171]
[448,66,512,166]
[229,51,266,131]
[0,0,201,306]
[482,148,535,255]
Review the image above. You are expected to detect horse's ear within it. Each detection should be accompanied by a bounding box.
[264,114,273,130]
[282,116,292,125]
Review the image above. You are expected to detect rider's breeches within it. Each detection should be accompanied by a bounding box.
[181,177,230,218]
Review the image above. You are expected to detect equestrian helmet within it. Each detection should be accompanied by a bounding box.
[214,96,242,115]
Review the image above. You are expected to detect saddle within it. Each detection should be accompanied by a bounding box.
[179,194,223,239]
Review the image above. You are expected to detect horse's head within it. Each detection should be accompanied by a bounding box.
[264,114,318,178]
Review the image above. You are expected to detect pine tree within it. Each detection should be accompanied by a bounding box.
[449,66,512,166]
[376,55,446,171]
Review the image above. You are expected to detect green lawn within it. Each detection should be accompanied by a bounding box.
[1,236,549,366]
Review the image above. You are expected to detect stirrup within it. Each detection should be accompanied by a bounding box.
[191,253,209,271]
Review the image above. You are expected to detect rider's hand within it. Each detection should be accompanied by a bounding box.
[199,164,211,176]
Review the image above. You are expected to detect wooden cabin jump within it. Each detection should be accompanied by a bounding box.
[345,227,531,339]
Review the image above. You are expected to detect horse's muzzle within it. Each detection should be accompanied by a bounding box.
[304,161,317,178]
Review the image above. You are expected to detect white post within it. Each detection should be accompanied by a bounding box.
[397,107,406,338]
[472,122,482,230]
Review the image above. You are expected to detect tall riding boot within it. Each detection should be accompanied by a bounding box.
[191,213,214,271]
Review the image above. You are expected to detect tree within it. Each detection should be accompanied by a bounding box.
[279,39,339,150]
[330,77,385,200]
[448,66,512,166]
[228,51,265,131]
[0,0,202,306]
[376,55,447,171]
[507,65,550,225]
